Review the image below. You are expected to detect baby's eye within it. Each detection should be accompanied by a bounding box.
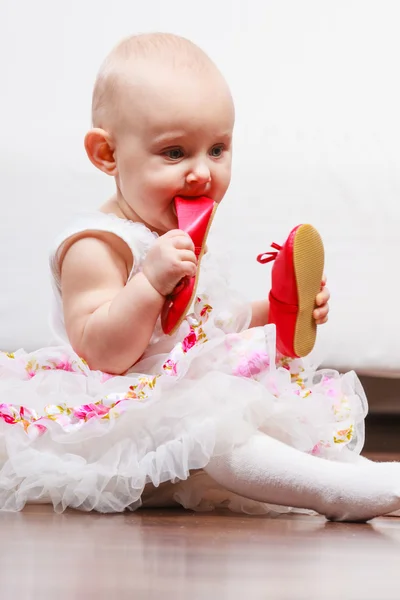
[164,148,184,160]
[209,145,224,158]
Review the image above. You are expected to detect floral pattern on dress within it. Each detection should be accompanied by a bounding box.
[0,292,357,452]
[162,295,211,377]
[0,298,214,436]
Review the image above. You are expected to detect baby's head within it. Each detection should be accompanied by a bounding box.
[85,33,235,234]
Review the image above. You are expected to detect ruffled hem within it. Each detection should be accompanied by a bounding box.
[0,252,368,513]
[0,325,367,513]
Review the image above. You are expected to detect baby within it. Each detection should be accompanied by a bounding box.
[62,33,329,374]
[1,33,400,520]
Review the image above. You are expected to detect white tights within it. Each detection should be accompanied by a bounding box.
[205,433,400,521]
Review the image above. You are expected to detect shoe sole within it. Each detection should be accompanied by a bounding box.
[293,224,325,357]
[167,203,218,335]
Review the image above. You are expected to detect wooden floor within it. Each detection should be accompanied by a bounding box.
[1,505,400,600]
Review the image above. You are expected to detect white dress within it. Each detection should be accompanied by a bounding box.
[0,212,367,514]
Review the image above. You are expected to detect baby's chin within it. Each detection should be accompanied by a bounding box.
[153,212,178,235]
[168,203,179,228]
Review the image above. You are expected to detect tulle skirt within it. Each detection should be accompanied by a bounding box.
[0,327,366,513]
[0,254,367,513]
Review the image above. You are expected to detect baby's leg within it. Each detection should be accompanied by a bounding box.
[205,433,400,521]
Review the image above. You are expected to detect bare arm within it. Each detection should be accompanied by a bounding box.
[61,228,197,374]
[61,235,164,374]
[250,299,270,328]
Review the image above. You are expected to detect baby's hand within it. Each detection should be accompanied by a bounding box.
[143,230,197,296]
[313,276,329,325]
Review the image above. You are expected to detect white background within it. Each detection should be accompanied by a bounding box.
[1,0,400,375]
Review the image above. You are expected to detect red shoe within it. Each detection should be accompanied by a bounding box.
[161,196,217,335]
[257,224,324,358]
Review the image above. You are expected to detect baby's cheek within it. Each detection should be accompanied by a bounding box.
[153,167,183,193]
[215,167,232,201]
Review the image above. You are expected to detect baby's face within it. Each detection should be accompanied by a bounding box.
[112,64,234,234]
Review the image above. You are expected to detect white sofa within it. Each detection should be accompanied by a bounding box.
[2,0,400,383]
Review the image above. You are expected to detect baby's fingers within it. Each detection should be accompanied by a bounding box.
[313,303,329,324]
[316,286,330,307]
[180,261,197,279]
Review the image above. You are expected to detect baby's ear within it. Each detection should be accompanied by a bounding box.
[84,128,117,175]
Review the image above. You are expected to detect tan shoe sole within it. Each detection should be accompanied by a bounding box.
[293,224,325,357]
